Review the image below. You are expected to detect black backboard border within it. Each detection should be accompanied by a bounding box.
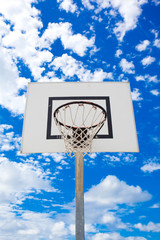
[46,96,113,139]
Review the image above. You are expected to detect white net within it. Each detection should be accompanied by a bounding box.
[54,101,106,156]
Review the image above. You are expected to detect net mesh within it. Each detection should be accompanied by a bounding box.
[54,101,106,156]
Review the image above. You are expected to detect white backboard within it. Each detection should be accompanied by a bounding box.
[21,82,139,153]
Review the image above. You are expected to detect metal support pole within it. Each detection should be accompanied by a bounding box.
[75,152,84,240]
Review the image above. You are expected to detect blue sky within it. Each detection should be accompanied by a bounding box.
[0,0,160,239]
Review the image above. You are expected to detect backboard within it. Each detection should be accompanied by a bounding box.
[21,82,139,153]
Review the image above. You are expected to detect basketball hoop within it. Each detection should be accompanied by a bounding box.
[54,101,107,156]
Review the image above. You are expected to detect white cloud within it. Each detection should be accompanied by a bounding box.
[102,213,116,224]
[82,0,94,10]
[0,0,42,31]
[57,0,78,13]
[0,124,13,131]
[50,221,68,237]
[0,46,29,114]
[154,38,160,48]
[136,40,150,51]
[85,175,151,207]
[145,74,159,83]
[141,56,156,66]
[42,153,67,164]
[152,30,160,48]
[126,237,147,240]
[152,0,160,5]
[0,0,45,80]
[89,153,98,159]
[150,203,160,208]
[151,29,158,37]
[0,0,45,113]
[91,232,147,240]
[119,58,135,74]
[51,175,152,235]
[135,75,145,81]
[0,209,70,240]
[105,155,120,162]
[121,154,137,163]
[91,232,123,240]
[0,157,55,204]
[101,212,127,230]
[115,49,123,58]
[150,89,159,96]
[94,0,111,13]
[104,153,137,165]
[0,15,10,38]
[81,0,147,41]
[134,221,160,232]
[0,124,21,152]
[0,173,151,239]
[141,162,160,172]
[112,0,147,41]
[41,22,95,57]
[2,29,53,80]
[52,53,113,81]
[136,75,159,84]
[131,88,143,101]
[85,224,97,233]
[92,15,103,22]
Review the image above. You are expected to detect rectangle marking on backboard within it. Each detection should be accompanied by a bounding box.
[46,96,113,139]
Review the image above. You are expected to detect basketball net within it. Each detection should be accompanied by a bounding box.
[54,101,106,156]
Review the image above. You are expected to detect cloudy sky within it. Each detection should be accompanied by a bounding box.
[0,0,160,239]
